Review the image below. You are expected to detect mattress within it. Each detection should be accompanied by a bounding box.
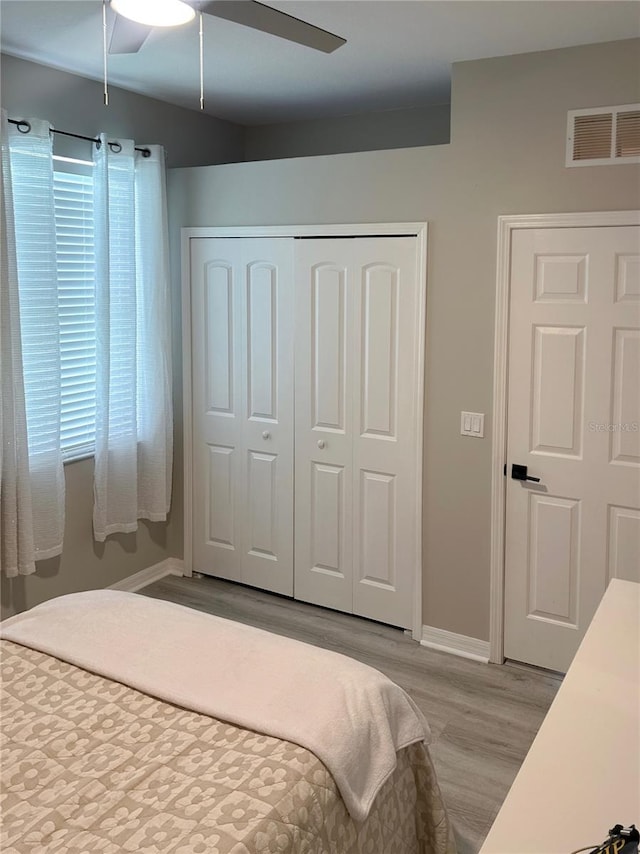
[1,639,454,853]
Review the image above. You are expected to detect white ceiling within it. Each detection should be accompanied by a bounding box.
[1,0,639,125]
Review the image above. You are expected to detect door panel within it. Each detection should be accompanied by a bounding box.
[295,252,353,612]
[352,239,419,628]
[359,469,396,589]
[192,238,294,595]
[531,325,585,457]
[527,493,580,626]
[206,444,236,550]
[312,265,346,431]
[311,462,346,577]
[192,244,244,582]
[534,254,588,302]
[360,265,398,438]
[610,329,640,465]
[615,254,640,302]
[247,450,277,558]
[204,263,234,414]
[505,226,640,671]
[247,263,277,420]
[295,238,419,628]
[607,505,640,582]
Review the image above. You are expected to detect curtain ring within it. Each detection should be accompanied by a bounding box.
[16,120,31,134]
[108,141,122,153]
[141,148,151,158]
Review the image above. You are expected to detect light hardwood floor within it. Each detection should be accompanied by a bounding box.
[140,574,560,853]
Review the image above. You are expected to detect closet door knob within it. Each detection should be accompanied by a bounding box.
[317,440,325,449]
[262,431,270,440]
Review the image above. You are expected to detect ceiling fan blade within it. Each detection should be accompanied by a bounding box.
[200,1,346,53]
[109,12,153,54]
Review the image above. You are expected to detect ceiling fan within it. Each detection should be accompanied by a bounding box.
[108,0,347,55]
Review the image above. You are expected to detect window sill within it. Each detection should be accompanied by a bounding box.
[63,447,95,466]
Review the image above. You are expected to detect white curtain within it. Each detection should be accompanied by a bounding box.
[93,137,172,541]
[0,110,35,577]
[0,112,64,577]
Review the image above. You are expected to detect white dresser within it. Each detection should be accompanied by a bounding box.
[481,579,640,854]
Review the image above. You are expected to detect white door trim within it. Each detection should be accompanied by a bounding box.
[489,210,640,664]
[182,223,428,642]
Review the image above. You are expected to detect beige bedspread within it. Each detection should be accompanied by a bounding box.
[0,641,454,854]
[0,590,430,822]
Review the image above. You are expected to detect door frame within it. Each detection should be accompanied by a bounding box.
[181,222,429,641]
[489,210,640,664]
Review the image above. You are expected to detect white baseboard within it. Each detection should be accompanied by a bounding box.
[421,625,490,663]
[109,558,184,593]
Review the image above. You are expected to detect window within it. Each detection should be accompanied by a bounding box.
[6,125,172,551]
[53,166,96,461]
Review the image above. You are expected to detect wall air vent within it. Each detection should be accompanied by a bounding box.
[566,104,640,166]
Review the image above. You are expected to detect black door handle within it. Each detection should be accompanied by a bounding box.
[511,464,540,483]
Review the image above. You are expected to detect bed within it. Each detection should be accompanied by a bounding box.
[0,590,455,854]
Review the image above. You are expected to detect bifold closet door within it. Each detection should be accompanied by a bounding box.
[294,237,420,629]
[191,237,294,595]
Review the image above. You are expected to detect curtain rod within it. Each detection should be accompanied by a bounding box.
[7,118,151,157]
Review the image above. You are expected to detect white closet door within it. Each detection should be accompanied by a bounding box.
[191,237,294,595]
[294,244,354,611]
[294,237,420,628]
[352,238,420,628]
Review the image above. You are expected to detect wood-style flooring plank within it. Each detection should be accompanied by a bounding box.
[140,574,560,853]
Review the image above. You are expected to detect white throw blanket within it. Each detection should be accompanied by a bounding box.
[0,590,430,821]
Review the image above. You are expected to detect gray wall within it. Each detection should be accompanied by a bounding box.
[0,54,244,619]
[168,39,640,641]
[0,54,244,167]
[244,104,451,161]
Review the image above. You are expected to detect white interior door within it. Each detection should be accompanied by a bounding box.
[505,225,640,672]
[191,237,294,595]
[294,237,420,628]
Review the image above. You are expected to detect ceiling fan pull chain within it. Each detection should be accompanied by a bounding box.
[102,0,109,106]
[199,10,204,111]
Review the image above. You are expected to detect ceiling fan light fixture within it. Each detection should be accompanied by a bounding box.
[111,0,195,28]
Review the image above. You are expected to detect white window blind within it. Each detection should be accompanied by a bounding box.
[53,169,96,459]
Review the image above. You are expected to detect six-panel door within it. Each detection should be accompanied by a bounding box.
[191,237,294,596]
[505,226,640,672]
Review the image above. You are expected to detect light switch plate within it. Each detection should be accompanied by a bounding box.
[461,411,485,437]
